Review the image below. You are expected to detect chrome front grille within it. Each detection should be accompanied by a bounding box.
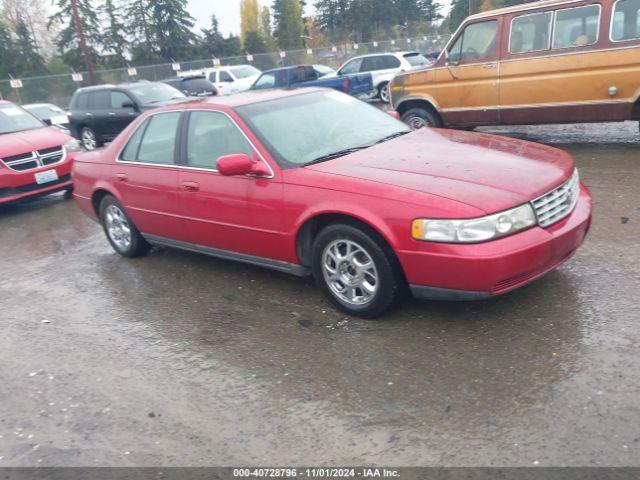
[532,169,580,228]
[1,147,65,172]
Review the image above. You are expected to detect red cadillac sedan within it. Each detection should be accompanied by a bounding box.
[72,88,592,318]
[1,101,80,204]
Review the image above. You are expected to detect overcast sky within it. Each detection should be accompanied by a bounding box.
[187,0,452,36]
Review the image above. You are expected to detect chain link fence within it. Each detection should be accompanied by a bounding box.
[0,35,450,107]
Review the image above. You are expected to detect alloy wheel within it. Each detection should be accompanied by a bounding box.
[105,205,132,251]
[380,84,390,103]
[321,239,379,306]
[82,129,97,150]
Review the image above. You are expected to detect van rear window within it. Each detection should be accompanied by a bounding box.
[611,0,640,41]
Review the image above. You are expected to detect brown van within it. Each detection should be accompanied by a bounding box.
[390,0,640,132]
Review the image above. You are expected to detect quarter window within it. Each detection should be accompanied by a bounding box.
[611,0,640,41]
[510,12,552,53]
[552,5,600,49]
[448,20,499,63]
[121,112,181,165]
[91,91,110,109]
[186,111,254,170]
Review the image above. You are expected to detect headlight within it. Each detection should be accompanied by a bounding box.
[411,203,536,243]
[63,138,83,152]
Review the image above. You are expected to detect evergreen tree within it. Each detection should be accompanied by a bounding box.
[200,14,243,58]
[100,0,128,67]
[13,16,47,76]
[273,0,305,49]
[48,0,102,71]
[151,0,197,61]
[244,30,267,54]
[259,6,278,52]
[0,24,17,78]
[125,0,158,63]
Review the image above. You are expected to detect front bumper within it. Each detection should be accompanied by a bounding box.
[0,156,74,204]
[399,185,592,301]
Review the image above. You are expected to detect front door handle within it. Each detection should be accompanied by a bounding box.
[115,173,128,182]
[182,181,200,192]
[483,63,498,69]
[108,112,116,116]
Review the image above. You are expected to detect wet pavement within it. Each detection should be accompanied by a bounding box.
[0,122,639,467]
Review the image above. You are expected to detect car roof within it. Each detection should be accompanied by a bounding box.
[467,0,585,19]
[261,64,315,74]
[155,87,326,110]
[74,81,152,94]
[349,51,419,60]
[23,103,57,108]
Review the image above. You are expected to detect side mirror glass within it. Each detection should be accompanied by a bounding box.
[121,101,135,109]
[217,153,270,177]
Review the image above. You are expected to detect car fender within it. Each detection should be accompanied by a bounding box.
[395,94,442,116]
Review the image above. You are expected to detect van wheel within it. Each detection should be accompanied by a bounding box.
[80,127,101,150]
[401,108,442,129]
[99,195,151,258]
[378,83,390,103]
[312,223,406,319]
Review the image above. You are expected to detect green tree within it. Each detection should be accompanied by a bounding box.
[200,14,243,57]
[13,16,48,76]
[244,30,267,54]
[151,0,197,61]
[100,0,128,67]
[48,0,102,71]
[0,24,17,78]
[259,6,278,51]
[273,0,305,49]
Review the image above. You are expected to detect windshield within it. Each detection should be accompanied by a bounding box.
[128,83,186,105]
[404,53,430,66]
[24,104,65,120]
[236,90,410,168]
[0,104,43,134]
[230,66,261,79]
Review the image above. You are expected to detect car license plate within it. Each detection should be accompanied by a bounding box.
[35,169,59,185]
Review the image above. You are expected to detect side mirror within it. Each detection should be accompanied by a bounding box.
[386,110,401,120]
[217,153,270,177]
[43,118,53,126]
[121,101,136,110]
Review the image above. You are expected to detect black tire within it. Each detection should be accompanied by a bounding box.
[63,187,74,200]
[80,126,102,150]
[378,82,390,103]
[311,223,406,319]
[99,195,151,258]
[401,107,442,129]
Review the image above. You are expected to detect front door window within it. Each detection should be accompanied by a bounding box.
[448,20,499,63]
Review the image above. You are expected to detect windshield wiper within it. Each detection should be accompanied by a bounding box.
[373,130,410,145]
[304,146,369,166]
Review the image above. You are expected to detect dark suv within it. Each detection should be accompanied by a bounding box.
[68,81,187,150]
[161,76,218,97]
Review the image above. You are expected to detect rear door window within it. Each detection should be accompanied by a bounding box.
[75,92,90,109]
[510,11,553,53]
[220,71,233,82]
[291,66,318,83]
[448,20,499,63]
[361,56,387,71]
[552,4,601,48]
[382,55,402,69]
[122,112,181,165]
[611,0,640,41]
[110,91,132,109]
[91,91,110,110]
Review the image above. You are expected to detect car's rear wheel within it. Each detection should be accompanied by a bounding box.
[378,82,390,103]
[312,223,405,318]
[80,127,101,150]
[99,195,150,258]
[401,108,441,129]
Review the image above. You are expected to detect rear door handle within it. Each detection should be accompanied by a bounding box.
[115,173,128,182]
[182,181,200,192]
[108,112,116,116]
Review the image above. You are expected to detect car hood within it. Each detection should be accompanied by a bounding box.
[0,127,71,158]
[304,128,575,214]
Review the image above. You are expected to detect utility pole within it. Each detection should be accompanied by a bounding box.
[69,0,96,85]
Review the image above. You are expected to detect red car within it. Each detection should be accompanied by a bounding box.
[72,88,592,318]
[1,101,80,204]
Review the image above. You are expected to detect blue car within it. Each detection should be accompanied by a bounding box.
[251,65,374,97]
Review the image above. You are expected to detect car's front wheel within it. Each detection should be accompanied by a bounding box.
[80,127,101,150]
[401,108,441,129]
[312,223,405,318]
[99,195,150,258]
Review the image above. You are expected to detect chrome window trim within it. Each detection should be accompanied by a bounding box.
[508,11,554,54]
[115,108,275,179]
[609,0,640,42]
[551,3,602,50]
